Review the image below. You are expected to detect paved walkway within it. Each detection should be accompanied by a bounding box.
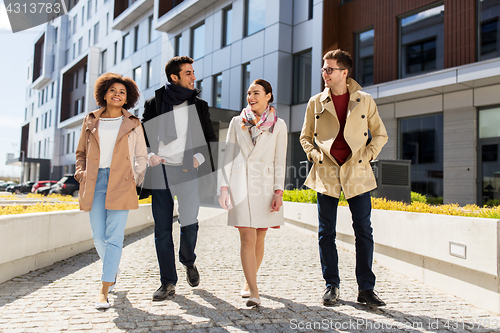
[1,206,500,333]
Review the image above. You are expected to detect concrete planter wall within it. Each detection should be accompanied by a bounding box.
[284,201,500,314]
[0,204,165,285]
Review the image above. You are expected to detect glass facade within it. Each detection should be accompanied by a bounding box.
[242,63,251,109]
[399,114,443,199]
[355,29,374,86]
[399,5,444,78]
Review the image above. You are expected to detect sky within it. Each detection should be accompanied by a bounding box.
[0,0,42,179]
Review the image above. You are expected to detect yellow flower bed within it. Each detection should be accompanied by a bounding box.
[284,190,500,219]
[0,202,78,215]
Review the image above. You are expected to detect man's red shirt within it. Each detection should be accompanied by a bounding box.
[329,91,351,165]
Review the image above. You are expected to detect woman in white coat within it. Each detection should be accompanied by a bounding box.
[219,79,287,307]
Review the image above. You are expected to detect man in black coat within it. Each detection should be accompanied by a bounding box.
[141,56,217,300]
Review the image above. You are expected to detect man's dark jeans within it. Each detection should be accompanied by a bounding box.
[151,165,199,286]
[317,191,376,291]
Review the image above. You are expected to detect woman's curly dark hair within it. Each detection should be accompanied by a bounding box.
[94,73,140,110]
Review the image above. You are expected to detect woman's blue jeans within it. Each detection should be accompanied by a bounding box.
[317,191,376,291]
[89,168,129,283]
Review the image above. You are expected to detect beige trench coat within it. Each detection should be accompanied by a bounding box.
[220,116,288,228]
[300,78,388,199]
[75,108,148,212]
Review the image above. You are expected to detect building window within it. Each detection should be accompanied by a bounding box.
[114,41,118,65]
[478,0,500,61]
[106,12,109,35]
[308,0,313,20]
[399,4,444,78]
[191,22,205,60]
[196,80,203,99]
[75,70,79,88]
[213,73,222,108]
[133,66,142,89]
[75,100,79,116]
[81,96,85,113]
[175,34,182,56]
[49,109,52,126]
[36,118,38,132]
[478,106,500,205]
[44,111,48,129]
[67,133,71,154]
[148,15,154,43]
[222,6,233,47]
[133,25,139,53]
[146,60,152,89]
[122,33,130,59]
[87,0,92,20]
[399,114,443,200]
[54,27,58,44]
[84,65,87,83]
[65,49,69,65]
[355,29,374,86]
[101,49,107,74]
[73,14,77,33]
[81,6,84,26]
[72,132,75,153]
[245,0,265,37]
[78,37,83,55]
[94,22,99,45]
[292,50,312,105]
[242,63,251,109]
[73,43,76,60]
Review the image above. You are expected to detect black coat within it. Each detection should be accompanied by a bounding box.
[139,86,217,199]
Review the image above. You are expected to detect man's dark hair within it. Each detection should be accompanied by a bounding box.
[165,56,194,82]
[323,49,353,78]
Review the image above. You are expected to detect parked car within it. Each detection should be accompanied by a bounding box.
[0,181,16,191]
[36,183,58,196]
[31,180,58,193]
[7,181,36,194]
[50,175,79,197]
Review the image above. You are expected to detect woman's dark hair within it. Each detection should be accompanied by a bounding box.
[94,72,140,110]
[252,79,274,104]
[165,56,194,82]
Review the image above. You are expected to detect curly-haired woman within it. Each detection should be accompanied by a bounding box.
[75,73,148,309]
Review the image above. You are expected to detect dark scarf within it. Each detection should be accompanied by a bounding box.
[159,81,198,145]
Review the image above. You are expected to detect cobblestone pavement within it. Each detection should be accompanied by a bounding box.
[1,206,500,333]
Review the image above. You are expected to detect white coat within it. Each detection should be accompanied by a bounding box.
[220,116,288,228]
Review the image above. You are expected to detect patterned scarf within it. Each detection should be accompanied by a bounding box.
[240,105,277,145]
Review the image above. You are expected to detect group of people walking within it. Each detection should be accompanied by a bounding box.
[75,49,388,310]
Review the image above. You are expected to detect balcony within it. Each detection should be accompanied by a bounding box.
[112,0,154,31]
[156,0,217,32]
[31,25,56,90]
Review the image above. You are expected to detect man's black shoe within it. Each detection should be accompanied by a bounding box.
[152,283,175,301]
[186,264,200,287]
[357,289,386,307]
[322,286,340,306]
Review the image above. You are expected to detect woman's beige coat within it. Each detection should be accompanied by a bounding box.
[300,78,388,199]
[75,108,148,212]
[220,116,287,228]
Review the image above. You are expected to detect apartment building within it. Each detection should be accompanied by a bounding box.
[17,0,499,206]
[14,0,322,192]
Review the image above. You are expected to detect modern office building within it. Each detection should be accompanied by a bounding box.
[14,0,500,206]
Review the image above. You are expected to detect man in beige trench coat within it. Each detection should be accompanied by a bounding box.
[300,49,388,307]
